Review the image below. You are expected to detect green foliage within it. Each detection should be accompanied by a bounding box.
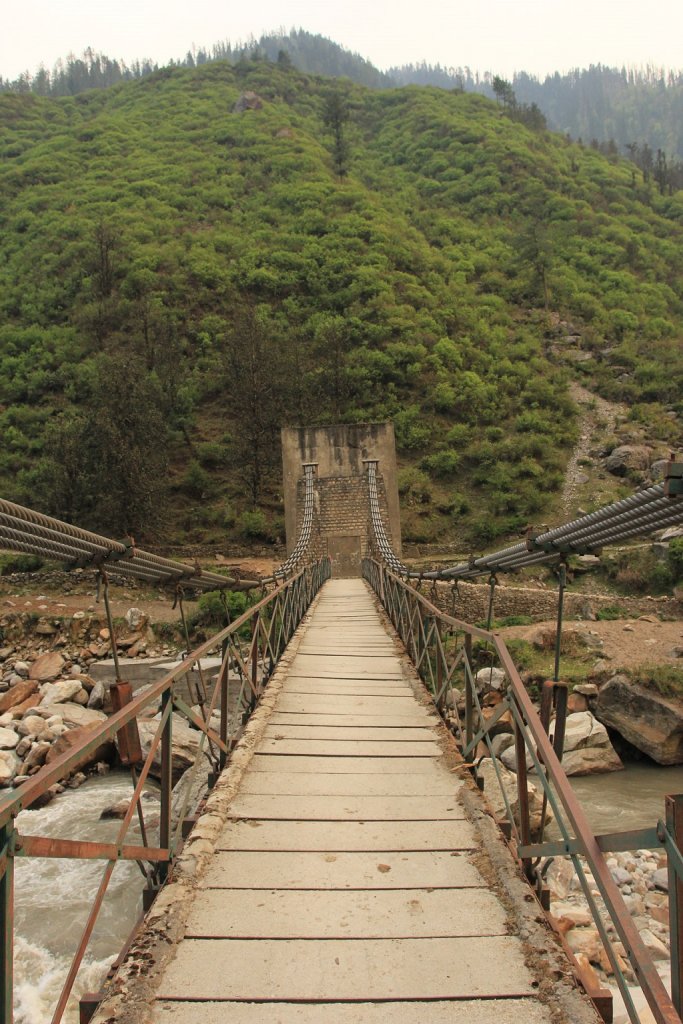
[237,509,271,540]
[0,61,681,548]
[595,605,629,621]
[0,553,44,575]
[627,664,683,699]
[668,537,683,582]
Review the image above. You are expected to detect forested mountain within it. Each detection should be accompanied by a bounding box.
[3,30,683,163]
[0,60,681,550]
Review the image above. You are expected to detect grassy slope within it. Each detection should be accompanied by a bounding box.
[0,61,681,548]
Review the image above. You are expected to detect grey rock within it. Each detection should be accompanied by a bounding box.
[87,680,106,710]
[604,444,652,477]
[595,674,683,764]
[653,868,669,891]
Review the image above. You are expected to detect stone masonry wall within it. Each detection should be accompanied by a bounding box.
[296,473,394,560]
[428,580,680,623]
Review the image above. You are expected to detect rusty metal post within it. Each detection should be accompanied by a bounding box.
[486,574,497,630]
[553,682,569,761]
[464,633,474,751]
[219,645,229,772]
[553,562,567,683]
[666,794,683,1015]
[250,611,259,699]
[110,683,143,766]
[0,821,13,1024]
[100,571,121,682]
[514,719,533,881]
[435,618,444,710]
[159,690,172,881]
[540,680,554,737]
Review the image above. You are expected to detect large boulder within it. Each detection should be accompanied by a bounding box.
[55,704,108,729]
[559,711,623,774]
[135,713,210,784]
[603,445,652,477]
[46,723,115,774]
[28,652,65,682]
[595,674,683,765]
[40,680,85,707]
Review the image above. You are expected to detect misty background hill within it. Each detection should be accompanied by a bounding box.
[3,28,683,164]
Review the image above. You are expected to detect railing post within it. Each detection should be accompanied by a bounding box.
[219,642,229,772]
[250,611,259,699]
[464,633,474,751]
[666,793,683,1015]
[159,690,173,881]
[435,618,443,710]
[0,820,13,1024]
[514,718,533,881]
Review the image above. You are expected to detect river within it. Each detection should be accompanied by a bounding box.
[12,761,682,1023]
[14,775,151,1024]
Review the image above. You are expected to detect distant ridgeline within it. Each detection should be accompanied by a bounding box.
[0,56,681,555]
[3,30,683,164]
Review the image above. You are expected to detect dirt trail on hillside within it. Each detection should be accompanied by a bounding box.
[561,382,628,518]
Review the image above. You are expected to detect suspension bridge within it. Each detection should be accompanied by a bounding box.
[0,438,681,1024]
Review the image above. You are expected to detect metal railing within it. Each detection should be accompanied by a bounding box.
[364,557,683,1024]
[0,557,330,1024]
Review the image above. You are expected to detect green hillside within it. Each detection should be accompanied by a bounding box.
[0,60,681,549]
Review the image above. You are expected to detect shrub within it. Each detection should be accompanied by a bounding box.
[0,553,44,575]
[182,460,212,498]
[596,605,629,621]
[238,509,271,540]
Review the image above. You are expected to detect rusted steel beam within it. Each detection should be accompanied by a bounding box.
[15,835,168,862]
[110,683,143,766]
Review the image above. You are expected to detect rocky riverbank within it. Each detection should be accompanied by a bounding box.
[546,850,672,1024]
[0,606,180,791]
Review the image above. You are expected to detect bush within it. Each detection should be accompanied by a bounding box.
[182,460,213,498]
[595,605,628,621]
[0,553,44,575]
[669,537,683,582]
[238,509,271,540]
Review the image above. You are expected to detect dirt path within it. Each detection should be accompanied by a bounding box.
[561,382,628,519]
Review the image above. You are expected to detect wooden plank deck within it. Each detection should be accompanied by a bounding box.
[150,578,559,1023]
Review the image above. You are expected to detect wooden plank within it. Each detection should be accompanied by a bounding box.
[200,850,482,889]
[249,755,447,774]
[256,739,441,757]
[156,936,537,1001]
[227,794,464,820]
[274,698,433,717]
[263,725,436,741]
[269,713,440,728]
[153,999,554,1024]
[240,772,455,796]
[185,888,508,938]
[217,819,478,852]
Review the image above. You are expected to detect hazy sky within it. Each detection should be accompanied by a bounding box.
[2,0,682,82]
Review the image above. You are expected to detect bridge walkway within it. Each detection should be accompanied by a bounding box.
[152,578,559,1023]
